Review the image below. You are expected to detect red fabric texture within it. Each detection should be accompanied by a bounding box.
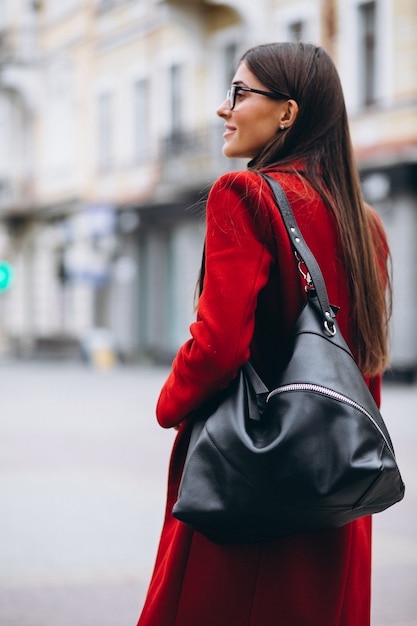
[137,167,386,626]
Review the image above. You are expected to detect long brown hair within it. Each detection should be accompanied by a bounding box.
[240,42,391,375]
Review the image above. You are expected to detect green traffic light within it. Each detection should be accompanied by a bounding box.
[0,262,13,291]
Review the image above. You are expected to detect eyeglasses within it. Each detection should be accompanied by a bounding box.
[226,84,292,110]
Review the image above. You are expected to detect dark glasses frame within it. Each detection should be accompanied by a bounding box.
[226,84,293,110]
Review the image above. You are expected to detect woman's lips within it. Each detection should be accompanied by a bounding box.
[223,125,236,137]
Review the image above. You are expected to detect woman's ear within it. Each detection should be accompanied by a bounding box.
[279,99,299,130]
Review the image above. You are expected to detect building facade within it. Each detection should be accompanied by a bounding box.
[0,0,416,372]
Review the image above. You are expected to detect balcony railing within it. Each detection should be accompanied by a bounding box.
[0,175,33,213]
[159,124,232,190]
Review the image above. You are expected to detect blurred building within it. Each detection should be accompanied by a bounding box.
[0,0,416,372]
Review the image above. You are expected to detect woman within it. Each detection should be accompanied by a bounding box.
[137,42,391,626]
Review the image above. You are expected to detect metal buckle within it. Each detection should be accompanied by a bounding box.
[294,251,314,292]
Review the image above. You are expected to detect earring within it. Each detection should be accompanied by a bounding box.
[280,124,286,131]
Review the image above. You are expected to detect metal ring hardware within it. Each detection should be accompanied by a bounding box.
[324,312,337,337]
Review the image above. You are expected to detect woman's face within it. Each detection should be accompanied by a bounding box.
[217,62,290,160]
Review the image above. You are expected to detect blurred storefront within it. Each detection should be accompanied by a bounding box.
[360,153,417,380]
[0,0,416,374]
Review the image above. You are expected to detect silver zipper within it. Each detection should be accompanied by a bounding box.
[266,383,396,459]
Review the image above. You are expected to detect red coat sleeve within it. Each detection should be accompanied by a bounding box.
[156,172,274,428]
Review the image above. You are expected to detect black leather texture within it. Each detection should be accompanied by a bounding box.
[173,297,405,543]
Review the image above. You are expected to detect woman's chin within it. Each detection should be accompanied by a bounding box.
[222,144,249,160]
[222,143,235,159]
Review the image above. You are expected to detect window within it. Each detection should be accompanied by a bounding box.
[274,4,320,50]
[224,42,238,86]
[165,64,183,153]
[43,59,76,188]
[98,92,113,171]
[288,20,306,42]
[358,1,377,106]
[133,78,150,162]
[169,64,182,134]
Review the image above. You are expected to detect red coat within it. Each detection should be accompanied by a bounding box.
[137,167,386,626]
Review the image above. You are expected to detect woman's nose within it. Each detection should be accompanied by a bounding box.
[217,98,229,118]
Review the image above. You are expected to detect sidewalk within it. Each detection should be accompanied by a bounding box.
[0,361,415,626]
[371,382,417,626]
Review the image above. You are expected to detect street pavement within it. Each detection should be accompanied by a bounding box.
[0,360,416,626]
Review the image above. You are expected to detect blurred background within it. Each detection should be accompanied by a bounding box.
[0,0,416,372]
[0,0,416,625]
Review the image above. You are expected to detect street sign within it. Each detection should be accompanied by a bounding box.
[0,261,13,291]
